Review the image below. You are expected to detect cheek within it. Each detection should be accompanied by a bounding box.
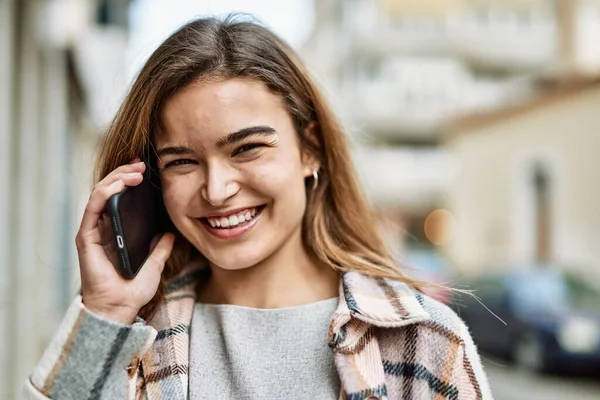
[244,154,306,196]
[161,175,198,217]
[258,143,305,181]
[250,162,307,220]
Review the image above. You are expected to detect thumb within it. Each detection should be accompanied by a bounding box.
[134,233,175,284]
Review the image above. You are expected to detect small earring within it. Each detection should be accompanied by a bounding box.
[312,169,319,190]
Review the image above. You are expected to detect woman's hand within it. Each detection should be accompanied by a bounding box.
[75,159,175,324]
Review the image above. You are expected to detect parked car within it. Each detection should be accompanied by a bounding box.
[455,266,600,375]
[404,248,454,305]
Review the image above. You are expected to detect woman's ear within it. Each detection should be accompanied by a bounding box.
[301,121,321,177]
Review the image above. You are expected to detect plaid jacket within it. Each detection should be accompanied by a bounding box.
[22,265,493,400]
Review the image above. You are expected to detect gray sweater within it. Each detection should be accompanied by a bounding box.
[189,298,340,399]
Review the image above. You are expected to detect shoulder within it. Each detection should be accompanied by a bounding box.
[377,276,469,339]
[413,291,469,340]
[374,277,474,348]
[377,287,494,399]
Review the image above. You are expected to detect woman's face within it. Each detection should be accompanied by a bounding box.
[156,78,316,270]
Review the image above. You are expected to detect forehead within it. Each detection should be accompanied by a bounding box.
[156,78,289,145]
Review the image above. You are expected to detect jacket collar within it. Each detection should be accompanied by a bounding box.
[328,271,430,351]
[151,264,430,338]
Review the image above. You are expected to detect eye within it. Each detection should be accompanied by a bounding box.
[164,159,195,168]
[232,143,263,156]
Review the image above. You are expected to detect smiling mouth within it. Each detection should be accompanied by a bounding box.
[200,205,266,229]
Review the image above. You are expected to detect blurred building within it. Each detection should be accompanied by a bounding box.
[0,0,130,396]
[301,0,600,249]
[444,77,600,283]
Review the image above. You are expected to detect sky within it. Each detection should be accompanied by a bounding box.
[127,0,315,81]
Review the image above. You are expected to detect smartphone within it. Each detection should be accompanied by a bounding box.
[104,176,165,278]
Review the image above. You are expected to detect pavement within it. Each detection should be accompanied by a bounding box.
[484,358,600,400]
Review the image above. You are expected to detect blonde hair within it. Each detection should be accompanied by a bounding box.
[96,16,424,320]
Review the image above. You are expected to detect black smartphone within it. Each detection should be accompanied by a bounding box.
[104,176,164,278]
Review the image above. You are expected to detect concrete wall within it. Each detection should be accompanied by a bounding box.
[446,85,600,281]
[0,0,16,394]
[0,0,130,396]
[0,1,75,395]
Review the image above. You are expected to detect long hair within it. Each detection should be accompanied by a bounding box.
[96,16,425,320]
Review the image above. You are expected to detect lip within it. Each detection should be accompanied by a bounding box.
[199,205,265,240]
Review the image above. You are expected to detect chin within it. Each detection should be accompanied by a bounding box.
[184,223,274,271]
[203,248,272,271]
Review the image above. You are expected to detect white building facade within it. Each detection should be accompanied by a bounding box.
[444,79,600,283]
[0,0,130,396]
[300,0,600,225]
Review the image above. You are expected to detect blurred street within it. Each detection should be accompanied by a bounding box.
[484,358,600,400]
[3,0,600,398]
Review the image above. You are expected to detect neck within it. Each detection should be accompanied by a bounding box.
[197,229,340,308]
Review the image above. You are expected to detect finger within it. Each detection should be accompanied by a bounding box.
[78,179,125,239]
[149,234,161,253]
[99,162,146,187]
[81,171,145,230]
[146,233,175,269]
[134,233,175,282]
[115,172,144,187]
[77,172,147,252]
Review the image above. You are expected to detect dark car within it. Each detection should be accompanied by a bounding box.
[454,266,600,375]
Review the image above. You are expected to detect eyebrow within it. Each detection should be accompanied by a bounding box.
[217,125,276,148]
[155,145,195,158]
[156,125,277,158]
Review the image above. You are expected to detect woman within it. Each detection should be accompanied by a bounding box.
[22,16,492,400]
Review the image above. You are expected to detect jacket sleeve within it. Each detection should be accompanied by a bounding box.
[416,293,494,399]
[456,318,494,400]
[19,295,157,400]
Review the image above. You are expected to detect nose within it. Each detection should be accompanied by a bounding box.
[201,162,240,206]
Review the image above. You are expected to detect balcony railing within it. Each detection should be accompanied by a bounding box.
[346,73,534,139]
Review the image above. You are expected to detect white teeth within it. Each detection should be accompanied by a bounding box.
[207,207,260,228]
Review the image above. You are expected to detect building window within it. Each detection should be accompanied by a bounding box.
[533,164,551,262]
[96,0,129,27]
